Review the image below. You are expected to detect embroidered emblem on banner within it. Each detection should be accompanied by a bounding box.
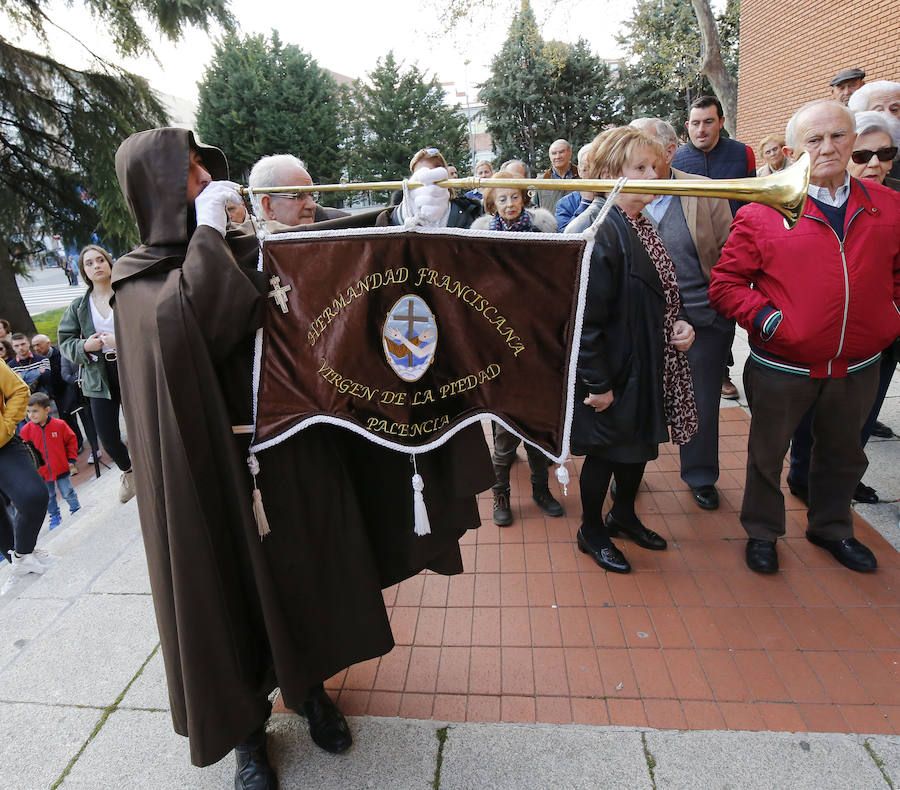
[382,295,438,382]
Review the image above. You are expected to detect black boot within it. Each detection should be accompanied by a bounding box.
[234,727,278,790]
[492,487,513,526]
[532,485,564,517]
[303,685,352,754]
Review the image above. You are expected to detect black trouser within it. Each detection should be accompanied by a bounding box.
[742,359,878,542]
[0,436,50,559]
[88,360,131,472]
[679,321,735,488]
[579,455,646,542]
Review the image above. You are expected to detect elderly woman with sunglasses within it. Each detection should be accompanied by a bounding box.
[849,111,900,191]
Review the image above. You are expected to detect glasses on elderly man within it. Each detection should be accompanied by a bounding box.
[850,147,898,164]
[273,191,319,203]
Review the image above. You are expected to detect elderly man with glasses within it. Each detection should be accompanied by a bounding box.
[248,154,348,227]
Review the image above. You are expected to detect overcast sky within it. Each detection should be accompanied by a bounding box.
[8,0,635,102]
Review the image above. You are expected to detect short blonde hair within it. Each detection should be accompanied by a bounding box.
[482,170,532,215]
[758,133,785,156]
[581,127,664,180]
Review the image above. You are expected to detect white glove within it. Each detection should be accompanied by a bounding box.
[409,167,450,225]
[195,181,242,237]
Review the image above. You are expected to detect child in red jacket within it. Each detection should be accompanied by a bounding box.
[20,392,80,530]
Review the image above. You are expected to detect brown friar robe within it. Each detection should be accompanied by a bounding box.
[111,129,398,766]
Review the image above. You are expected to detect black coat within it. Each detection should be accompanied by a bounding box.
[571,203,669,455]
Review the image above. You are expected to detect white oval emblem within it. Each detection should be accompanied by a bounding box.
[382,295,438,382]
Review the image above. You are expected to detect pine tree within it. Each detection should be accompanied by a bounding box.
[0,0,230,334]
[345,52,468,196]
[477,1,547,170]
[477,1,618,172]
[196,32,344,189]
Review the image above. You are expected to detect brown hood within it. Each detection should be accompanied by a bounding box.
[112,128,228,286]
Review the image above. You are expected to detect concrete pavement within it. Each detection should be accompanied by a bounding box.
[3,323,900,788]
[3,443,900,788]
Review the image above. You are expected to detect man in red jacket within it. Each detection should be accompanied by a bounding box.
[709,99,900,575]
[20,392,80,531]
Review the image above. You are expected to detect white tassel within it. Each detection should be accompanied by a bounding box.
[556,463,570,496]
[247,453,271,539]
[252,488,271,538]
[411,455,431,536]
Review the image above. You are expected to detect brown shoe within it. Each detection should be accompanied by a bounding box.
[721,377,739,400]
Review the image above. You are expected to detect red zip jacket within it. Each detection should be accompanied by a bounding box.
[709,177,900,378]
[20,417,78,482]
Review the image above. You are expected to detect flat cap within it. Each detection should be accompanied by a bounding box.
[830,68,865,86]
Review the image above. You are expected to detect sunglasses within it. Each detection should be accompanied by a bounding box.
[850,146,898,164]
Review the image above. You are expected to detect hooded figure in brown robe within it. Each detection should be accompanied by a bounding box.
[111,128,398,769]
[111,128,492,773]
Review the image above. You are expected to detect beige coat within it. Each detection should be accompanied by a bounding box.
[672,168,734,281]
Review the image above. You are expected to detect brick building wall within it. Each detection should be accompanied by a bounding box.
[737,0,900,154]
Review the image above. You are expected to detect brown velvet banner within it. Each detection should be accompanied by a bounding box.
[251,227,589,461]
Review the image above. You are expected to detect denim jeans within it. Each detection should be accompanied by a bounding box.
[46,473,80,517]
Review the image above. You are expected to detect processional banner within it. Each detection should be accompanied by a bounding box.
[250,225,592,463]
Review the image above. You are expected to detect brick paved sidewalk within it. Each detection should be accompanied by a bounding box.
[278,407,900,736]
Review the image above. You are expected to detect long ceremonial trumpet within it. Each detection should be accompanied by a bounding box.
[240,152,811,229]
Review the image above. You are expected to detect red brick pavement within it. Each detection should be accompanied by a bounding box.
[275,408,900,734]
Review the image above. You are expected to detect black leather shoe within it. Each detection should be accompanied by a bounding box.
[871,420,894,439]
[691,485,719,510]
[805,532,877,572]
[234,729,278,790]
[604,512,667,550]
[853,482,880,504]
[493,489,513,526]
[303,687,352,754]
[746,539,779,573]
[577,527,631,573]
[533,486,564,517]
[787,481,809,506]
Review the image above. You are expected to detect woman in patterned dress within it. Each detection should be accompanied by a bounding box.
[566,127,698,573]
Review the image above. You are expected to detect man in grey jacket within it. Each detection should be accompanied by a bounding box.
[632,117,734,511]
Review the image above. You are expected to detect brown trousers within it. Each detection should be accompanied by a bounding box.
[741,359,878,542]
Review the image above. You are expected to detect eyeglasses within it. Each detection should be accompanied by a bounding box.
[273,191,319,203]
[850,147,898,164]
[417,148,440,156]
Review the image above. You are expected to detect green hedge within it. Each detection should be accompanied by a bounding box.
[32,307,67,344]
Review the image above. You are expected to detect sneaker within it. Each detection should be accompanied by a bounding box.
[119,470,136,504]
[532,486,564,517]
[10,551,49,576]
[88,452,96,464]
[32,548,55,566]
[49,513,62,530]
[492,489,513,527]
[70,505,81,515]
[1,574,20,596]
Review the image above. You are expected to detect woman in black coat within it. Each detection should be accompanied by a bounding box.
[567,127,698,573]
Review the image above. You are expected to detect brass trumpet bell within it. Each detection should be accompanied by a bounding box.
[241,152,811,229]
